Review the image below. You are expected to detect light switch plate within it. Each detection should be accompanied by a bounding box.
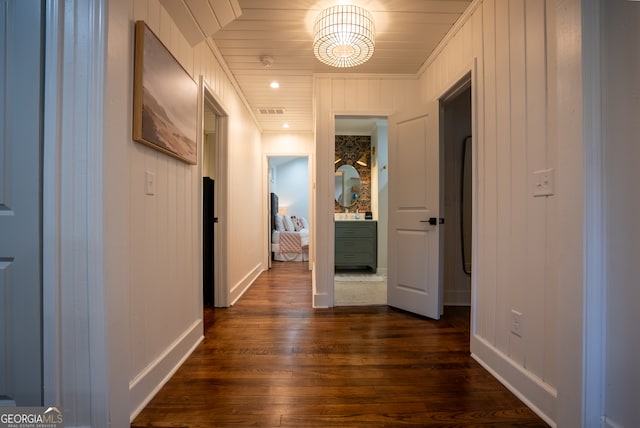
[145,171,155,195]
[533,168,554,197]
[511,310,524,337]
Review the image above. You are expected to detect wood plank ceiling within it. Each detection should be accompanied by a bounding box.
[171,0,472,132]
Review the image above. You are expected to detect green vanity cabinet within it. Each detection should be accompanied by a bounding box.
[335,221,377,272]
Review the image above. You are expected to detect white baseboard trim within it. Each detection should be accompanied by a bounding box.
[129,319,204,421]
[311,262,330,307]
[311,264,327,308]
[471,334,557,427]
[313,291,330,308]
[229,262,263,306]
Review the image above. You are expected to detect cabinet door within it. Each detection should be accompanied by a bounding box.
[335,222,377,269]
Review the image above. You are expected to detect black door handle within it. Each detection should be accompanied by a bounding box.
[213,217,219,223]
[420,217,444,225]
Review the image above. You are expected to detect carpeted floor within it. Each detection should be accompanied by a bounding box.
[334,273,387,306]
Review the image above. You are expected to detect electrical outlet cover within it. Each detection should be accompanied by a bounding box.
[511,310,524,337]
[533,168,554,197]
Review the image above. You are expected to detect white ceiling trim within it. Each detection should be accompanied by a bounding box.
[204,38,263,132]
[417,0,482,78]
[159,0,242,46]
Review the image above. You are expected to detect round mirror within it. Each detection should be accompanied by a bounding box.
[334,164,361,208]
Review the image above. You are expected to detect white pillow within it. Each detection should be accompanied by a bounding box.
[290,215,304,231]
[275,214,285,232]
[300,216,309,230]
[283,215,295,231]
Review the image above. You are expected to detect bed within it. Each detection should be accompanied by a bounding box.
[271,192,309,262]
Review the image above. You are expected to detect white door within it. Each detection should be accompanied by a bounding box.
[387,102,442,319]
[0,0,43,405]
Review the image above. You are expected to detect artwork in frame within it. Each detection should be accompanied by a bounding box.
[133,21,198,164]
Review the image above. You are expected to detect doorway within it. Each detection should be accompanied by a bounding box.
[332,84,472,311]
[333,117,389,306]
[202,104,217,307]
[201,81,229,313]
[441,84,472,308]
[267,155,310,268]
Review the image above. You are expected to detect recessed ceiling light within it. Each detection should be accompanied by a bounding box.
[270,82,280,89]
[282,123,290,129]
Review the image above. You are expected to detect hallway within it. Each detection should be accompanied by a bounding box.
[132,262,547,427]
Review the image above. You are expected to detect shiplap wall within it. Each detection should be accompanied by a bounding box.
[126,0,263,418]
[419,0,557,422]
[314,76,419,307]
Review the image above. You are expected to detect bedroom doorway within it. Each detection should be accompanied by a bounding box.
[267,156,311,269]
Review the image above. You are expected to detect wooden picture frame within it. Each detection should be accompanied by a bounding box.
[133,21,197,164]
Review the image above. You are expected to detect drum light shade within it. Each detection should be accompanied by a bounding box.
[313,5,375,68]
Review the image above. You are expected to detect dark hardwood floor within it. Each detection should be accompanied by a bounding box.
[132,262,548,427]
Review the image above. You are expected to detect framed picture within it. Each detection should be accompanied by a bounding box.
[133,21,197,164]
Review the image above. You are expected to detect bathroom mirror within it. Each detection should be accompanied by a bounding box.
[335,164,361,208]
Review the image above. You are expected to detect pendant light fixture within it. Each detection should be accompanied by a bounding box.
[313,4,375,68]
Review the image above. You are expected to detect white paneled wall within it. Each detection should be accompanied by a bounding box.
[418,0,557,423]
[128,1,202,416]
[314,75,419,307]
[226,104,263,304]
[124,0,262,418]
[263,132,314,154]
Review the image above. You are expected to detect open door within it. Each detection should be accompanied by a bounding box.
[387,101,441,319]
[0,1,43,404]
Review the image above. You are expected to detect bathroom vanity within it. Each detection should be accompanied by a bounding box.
[335,220,377,272]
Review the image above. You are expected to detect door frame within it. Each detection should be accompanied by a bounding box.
[436,66,477,329]
[42,0,113,423]
[438,72,473,316]
[199,78,229,307]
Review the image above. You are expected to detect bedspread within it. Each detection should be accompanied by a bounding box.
[278,231,303,253]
